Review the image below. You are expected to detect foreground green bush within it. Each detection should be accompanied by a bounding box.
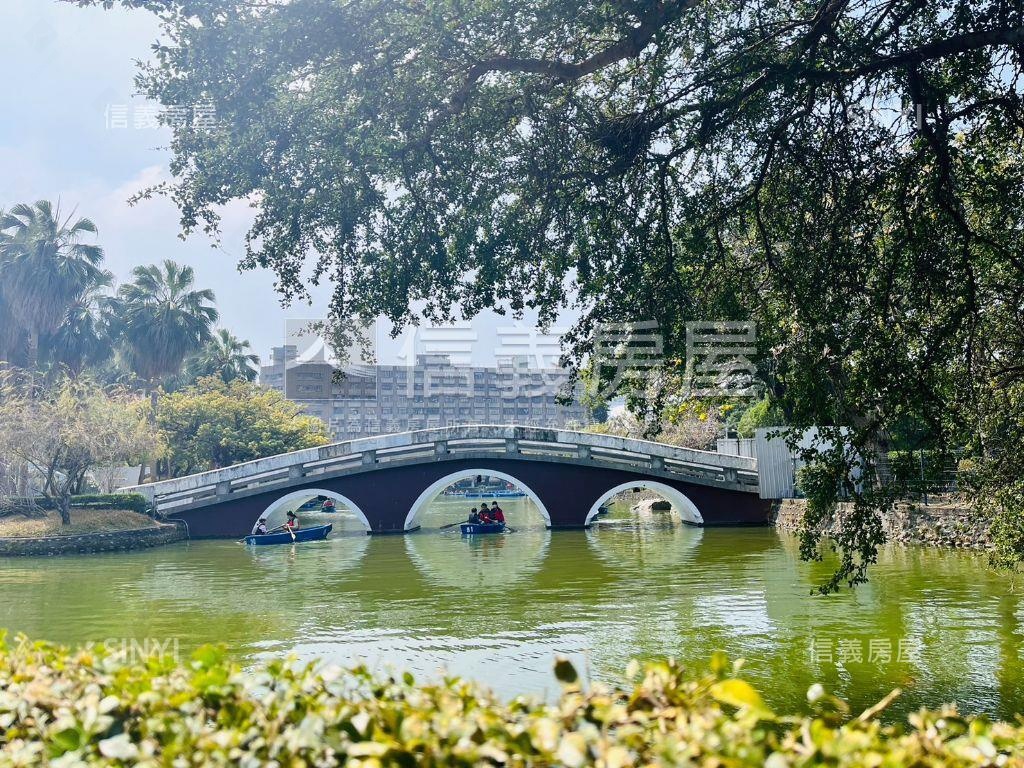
[1,635,1021,767]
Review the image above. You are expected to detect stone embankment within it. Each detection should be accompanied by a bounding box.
[0,523,186,557]
[631,498,673,515]
[773,497,991,550]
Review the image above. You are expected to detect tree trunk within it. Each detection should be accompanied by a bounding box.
[26,329,38,372]
[25,329,40,398]
[17,462,28,497]
[57,493,71,526]
[142,384,159,481]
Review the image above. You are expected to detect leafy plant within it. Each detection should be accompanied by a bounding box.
[2,635,1023,766]
[156,376,328,476]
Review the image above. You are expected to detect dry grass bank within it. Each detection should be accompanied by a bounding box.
[0,508,157,538]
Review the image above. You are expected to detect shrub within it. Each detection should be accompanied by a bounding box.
[736,396,786,438]
[0,493,149,519]
[1,635,1022,766]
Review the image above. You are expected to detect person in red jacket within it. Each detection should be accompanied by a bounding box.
[285,511,300,530]
[489,502,505,525]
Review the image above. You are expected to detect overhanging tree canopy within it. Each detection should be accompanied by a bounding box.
[71,0,1024,587]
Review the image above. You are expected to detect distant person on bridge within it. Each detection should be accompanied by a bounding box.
[489,502,505,525]
[286,511,300,530]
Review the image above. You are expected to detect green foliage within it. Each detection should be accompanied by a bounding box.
[156,377,329,475]
[736,397,786,438]
[185,328,259,385]
[64,0,1024,588]
[0,494,149,518]
[0,200,106,370]
[974,382,1024,570]
[2,635,1023,766]
[69,493,150,515]
[0,200,258,393]
[39,271,119,375]
[115,260,219,384]
[796,441,888,594]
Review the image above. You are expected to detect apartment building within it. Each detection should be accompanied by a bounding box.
[260,347,591,440]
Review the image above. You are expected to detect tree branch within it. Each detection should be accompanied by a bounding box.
[440,1,696,118]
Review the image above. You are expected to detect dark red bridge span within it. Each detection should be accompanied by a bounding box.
[130,427,770,538]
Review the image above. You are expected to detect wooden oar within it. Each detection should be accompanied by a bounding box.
[439,521,465,530]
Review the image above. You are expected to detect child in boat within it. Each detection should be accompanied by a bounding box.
[468,508,480,524]
[286,511,300,530]
[254,518,269,535]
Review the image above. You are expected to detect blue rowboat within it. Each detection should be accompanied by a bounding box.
[245,523,332,546]
[460,522,506,536]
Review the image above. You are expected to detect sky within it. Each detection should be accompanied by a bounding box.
[0,0,577,367]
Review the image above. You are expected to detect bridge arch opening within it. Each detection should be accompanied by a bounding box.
[252,488,372,534]
[584,481,704,527]
[403,469,552,531]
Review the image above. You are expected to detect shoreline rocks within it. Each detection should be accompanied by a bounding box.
[0,522,186,557]
[631,498,673,515]
[773,497,991,550]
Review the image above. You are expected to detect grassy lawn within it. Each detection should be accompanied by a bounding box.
[0,509,158,538]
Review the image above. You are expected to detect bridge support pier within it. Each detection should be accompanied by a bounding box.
[370,525,420,535]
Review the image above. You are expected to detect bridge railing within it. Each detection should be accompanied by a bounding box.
[128,425,759,511]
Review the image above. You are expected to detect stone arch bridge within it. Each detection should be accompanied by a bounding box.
[128,426,772,538]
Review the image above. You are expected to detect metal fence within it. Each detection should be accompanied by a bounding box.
[718,432,965,503]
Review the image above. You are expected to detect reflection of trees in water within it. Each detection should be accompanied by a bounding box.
[404,529,550,589]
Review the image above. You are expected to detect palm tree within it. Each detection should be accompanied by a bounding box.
[0,201,105,371]
[0,291,25,366]
[117,260,219,388]
[40,270,117,375]
[188,329,260,384]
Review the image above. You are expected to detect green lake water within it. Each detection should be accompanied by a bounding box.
[1,497,1022,720]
